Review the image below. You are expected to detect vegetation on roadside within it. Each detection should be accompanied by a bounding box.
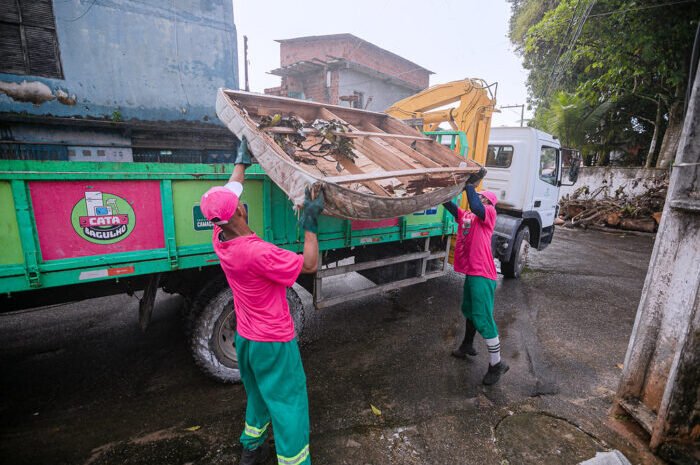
[507,0,700,167]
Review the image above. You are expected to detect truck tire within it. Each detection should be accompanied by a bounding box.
[501,227,530,279]
[187,280,305,384]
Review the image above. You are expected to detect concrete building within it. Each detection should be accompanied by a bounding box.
[265,34,432,113]
[0,0,239,162]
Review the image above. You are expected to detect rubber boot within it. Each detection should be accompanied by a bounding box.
[482,361,510,385]
[451,319,478,359]
[240,440,270,465]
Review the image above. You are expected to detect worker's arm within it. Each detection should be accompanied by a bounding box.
[442,201,459,219]
[228,136,252,185]
[465,184,485,221]
[229,164,246,185]
[301,230,319,273]
[299,187,324,274]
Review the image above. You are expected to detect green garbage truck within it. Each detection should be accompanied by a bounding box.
[0,158,456,383]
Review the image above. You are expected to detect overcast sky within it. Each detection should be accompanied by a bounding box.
[234,0,532,127]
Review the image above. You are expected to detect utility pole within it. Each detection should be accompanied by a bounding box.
[243,35,250,92]
[612,57,700,463]
[500,104,525,127]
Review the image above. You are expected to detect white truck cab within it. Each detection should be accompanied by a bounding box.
[481,127,578,278]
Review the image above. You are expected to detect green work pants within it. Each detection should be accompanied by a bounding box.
[235,333,311,465]
[461,275,498,339]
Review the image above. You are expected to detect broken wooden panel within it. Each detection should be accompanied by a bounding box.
[216,89,480,219]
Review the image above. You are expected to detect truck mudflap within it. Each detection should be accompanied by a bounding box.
[492,214,523,261]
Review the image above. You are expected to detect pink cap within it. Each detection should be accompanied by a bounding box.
[480,190,498,206]
[200,186,239,225]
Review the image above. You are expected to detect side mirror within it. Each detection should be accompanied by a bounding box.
[568,162,580,183]
[559,148,581,186]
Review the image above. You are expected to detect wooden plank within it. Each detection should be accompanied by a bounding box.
[226,89,386,127]
[381,117,464,166]
[363,122,442,168]
[263,126,432,141]
[335,158,391,196]
[319,108,421,180]
[326,166,477,184]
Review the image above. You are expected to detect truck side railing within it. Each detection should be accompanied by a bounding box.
[313,236,451,309]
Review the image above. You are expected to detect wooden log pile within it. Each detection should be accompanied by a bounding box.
[559,178,668,233]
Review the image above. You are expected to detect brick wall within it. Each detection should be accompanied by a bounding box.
[279,36,429,89]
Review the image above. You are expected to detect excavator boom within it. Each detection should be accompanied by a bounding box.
[386,78,497,166]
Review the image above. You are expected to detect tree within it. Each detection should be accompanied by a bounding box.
[508,0,700,167]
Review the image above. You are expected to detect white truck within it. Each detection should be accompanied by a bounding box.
[481,127,579,278]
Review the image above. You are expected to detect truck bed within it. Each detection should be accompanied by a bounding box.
[0,160,456,296]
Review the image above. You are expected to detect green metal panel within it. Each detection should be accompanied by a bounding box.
[11,180,42,288]
[171,179,265,247]
[424,131,468,155]
[0,182,24,265]
[0,160,457,295]
[406,206,444,227]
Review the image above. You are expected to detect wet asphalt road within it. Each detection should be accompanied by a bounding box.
[0,228,658,465]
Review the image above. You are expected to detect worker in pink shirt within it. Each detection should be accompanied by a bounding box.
[443,171,509,385]
[200,137,322,465]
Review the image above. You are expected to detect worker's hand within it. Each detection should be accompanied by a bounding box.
[234,136,252,166]
[299,187,325,234]
[466,166,487,187]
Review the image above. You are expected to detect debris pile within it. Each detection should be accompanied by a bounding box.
[559,177,667,233]
[258,114,355,173]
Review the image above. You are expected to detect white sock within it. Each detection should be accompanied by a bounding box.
[485,336,501,365]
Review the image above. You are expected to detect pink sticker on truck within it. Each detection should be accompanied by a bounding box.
[30,181,165,260]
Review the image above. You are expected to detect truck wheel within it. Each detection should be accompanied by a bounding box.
[501,227,530,279]
[187,280,305,384]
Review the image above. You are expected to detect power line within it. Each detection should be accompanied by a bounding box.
[546,0,597,98]
[61,0,98,22]
[587,0,695,18]
[546,0,583,84]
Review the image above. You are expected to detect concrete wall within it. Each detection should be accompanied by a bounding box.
[0,0,238,123]
[337,68,416,112]
[559,166,669,199]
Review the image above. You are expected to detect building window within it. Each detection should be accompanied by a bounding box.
[486,145,514,168]
[0,0,63,78]
[351,91,364,109]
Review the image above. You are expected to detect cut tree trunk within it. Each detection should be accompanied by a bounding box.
[620,218,657,233]
[656,99,683,169]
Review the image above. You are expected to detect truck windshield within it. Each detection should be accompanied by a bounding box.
[486,145,514,168]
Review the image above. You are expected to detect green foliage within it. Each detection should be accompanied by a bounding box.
[508,0,560,47]
[510,0,700,165]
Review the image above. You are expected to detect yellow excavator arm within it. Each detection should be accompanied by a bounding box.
[386,78,497,166]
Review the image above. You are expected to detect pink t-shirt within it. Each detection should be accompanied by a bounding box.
[453,206,497,280]
[213,230,304,342]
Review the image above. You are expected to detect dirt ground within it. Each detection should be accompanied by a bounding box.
[0,228,662,465]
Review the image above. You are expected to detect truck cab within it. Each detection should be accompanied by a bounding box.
[482,127,577,278]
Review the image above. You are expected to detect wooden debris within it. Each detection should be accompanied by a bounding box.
[558,178,668,233]
[216,89,481,220]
